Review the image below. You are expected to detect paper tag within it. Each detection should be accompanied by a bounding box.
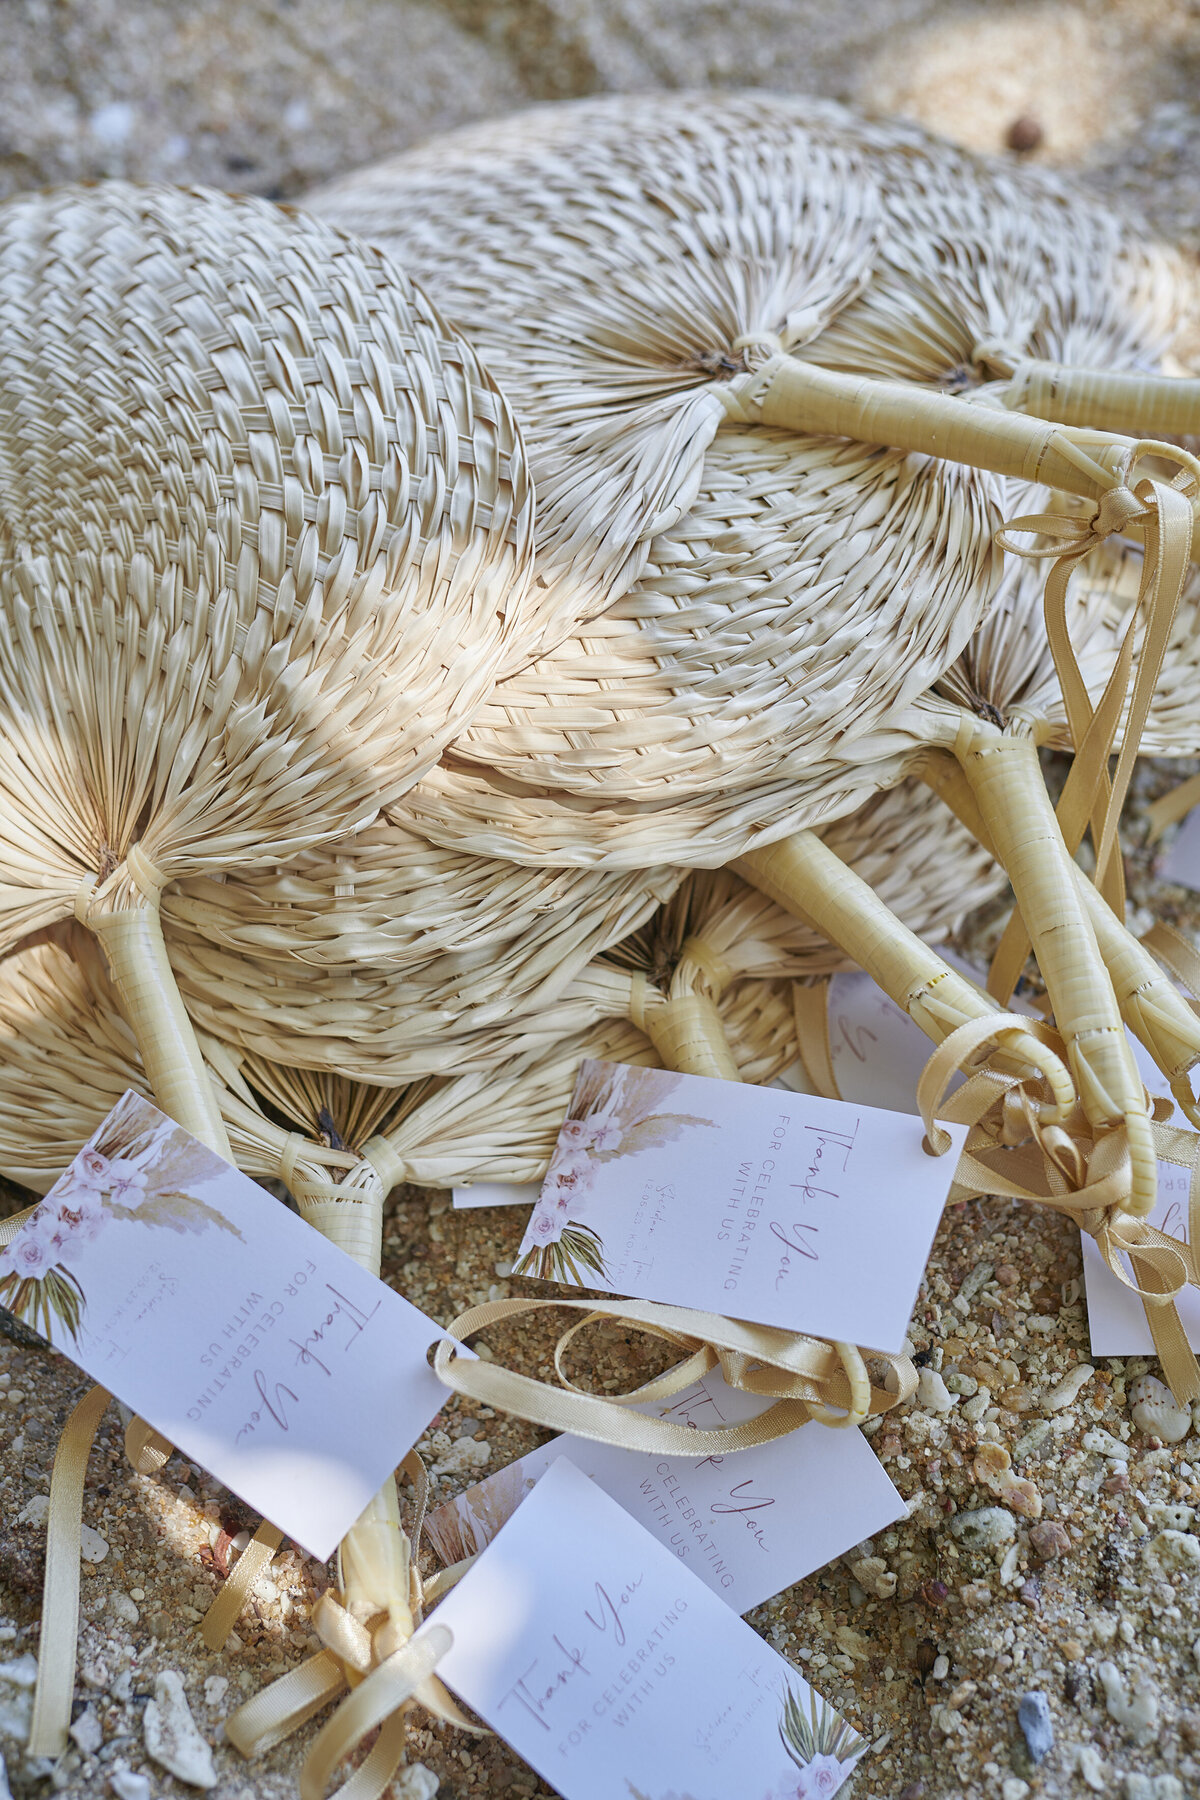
[1160,805,1200,891]
[425,1366,903,1614]
[1082,1035,1200,1354]
[452,1182,540,1211]
[0,1092,447,1559]
[516,1060,964,1352]
[419,1456,867,1800]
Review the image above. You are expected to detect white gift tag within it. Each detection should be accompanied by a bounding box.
[452,1181,539,1210]
[418,1456,867,1800]
[0,1092,448,1559]
[1160,804,1200,891]
[425,1365,903,1614]
[516,1060,965,1353]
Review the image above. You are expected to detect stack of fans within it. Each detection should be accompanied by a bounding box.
[4,93,1200,1798]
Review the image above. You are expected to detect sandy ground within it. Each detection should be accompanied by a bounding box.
[3,3,1200,1798]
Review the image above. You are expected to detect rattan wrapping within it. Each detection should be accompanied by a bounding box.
[0,181,534,1150]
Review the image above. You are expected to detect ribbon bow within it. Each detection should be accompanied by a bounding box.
[989,454,1197,1003]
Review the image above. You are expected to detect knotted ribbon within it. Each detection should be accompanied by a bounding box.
[989,454,1198,1002]
[790,984,1200,1402]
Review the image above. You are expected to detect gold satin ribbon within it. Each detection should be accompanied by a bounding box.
[27,1384,111,1756]
[789,982,1200,1400]
[432,1296,913,1438]
[989,467,1196,1003]
[224,1453,477,1800]
[1147,770,1200,842]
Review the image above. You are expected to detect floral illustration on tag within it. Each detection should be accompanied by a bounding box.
[0,1091,242,1343]
[514,1061,714,1284]
[624,1681,863,1799]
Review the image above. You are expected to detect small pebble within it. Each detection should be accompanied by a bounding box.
[1143,1530,1200,1575]
[1077,1743,1107,1790]
[932,1654,950,1681]
[202,1676,227,1708]
[143,1671,217,1788]
[1017,1690,1054,1763]
[1097,1662,1160,1746]
[916,1367,957,1412]
[393,1766,439,1800]
[109,1770,152,1800]
[949,1506,1015,1549]
[1005,114,1044,152]
[1030,1520,1072,1562]
[1043,1365,1094,1411]
[1001,1780,1030,1800]
[1084,1428,1129,1457]
[79,1525,109,1564]
[70,1705,103,1755]
[1130,1375,1192,1442]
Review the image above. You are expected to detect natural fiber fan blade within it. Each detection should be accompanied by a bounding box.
[154,780,1001,1087]
[0,182,534,1155]
[160,819,675,970]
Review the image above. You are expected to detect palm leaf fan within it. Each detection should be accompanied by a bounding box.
[0,182,534,1156]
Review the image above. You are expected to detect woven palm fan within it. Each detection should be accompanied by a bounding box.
[155,775,998,1086]
[309,101,1193,1181]
[0,181,534,1159]
[160,817,676,971]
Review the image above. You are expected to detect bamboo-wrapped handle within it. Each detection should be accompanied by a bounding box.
[953,730,1156,1214]
[723,358,1196,509]
[918,749,1200,1124]
[1003,360,1200,439]
[86,880,233,1160]
[732,830,1075,1117]
[644,991,741,1081]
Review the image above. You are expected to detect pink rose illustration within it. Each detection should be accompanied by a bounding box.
[528,1207,564,1245]
[545,1150,595,1209]
[55,1182,105,1232]
[75,1148,110,1188]
[559,1118,593,1149]
[793,1754,846,1799]
[6,1227,54,1281]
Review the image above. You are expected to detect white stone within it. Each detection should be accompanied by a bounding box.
[1097,1661,1160,1746]
[1143,1530,1200,1576]
[393,1766,439,1800]
[16,1495,48,1527]
[949,1506,1016,1548]
[1001,1781,1030,1800]
[1084,1428,1130,1458]
[143,1672,217,1788]
[109,1768,153,1800]
[80,1525,109,1564]
[430,1436,491,1478]
[69,1706,103,1755]
[1044,1364,1095,1410]
[931,1654,950,1680]
[1076,1744,1107,1790]
[1124,1779,1184,1800]
[202,1676,228,1708]
[916,1368,958,1413]
[0,1656,38,1741]
[1130,1374,1192,1442]
[107,1592,140,1626]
